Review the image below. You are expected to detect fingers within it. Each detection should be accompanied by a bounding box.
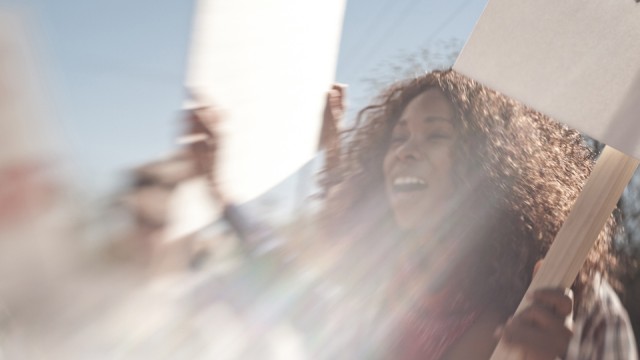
[518,302,564,329]
[320,84,347,150]
[495,287,574,359]
[330,83,347,97]
[500,310,573,360]
[500,316,572,360]
[327,83,347,119]
[193,106,222,132]
[532,259,543,277]
[530,288,573,317]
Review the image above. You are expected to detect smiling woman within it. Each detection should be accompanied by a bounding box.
[316,69,636,359]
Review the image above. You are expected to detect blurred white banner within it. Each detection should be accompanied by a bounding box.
[185,0,346,203]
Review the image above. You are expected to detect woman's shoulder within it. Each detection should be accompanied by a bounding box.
[568,273,638,359]
[576,273,630,320]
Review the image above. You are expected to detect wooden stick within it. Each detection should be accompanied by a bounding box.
[490,145,639,360]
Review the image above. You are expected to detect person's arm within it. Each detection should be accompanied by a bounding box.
[317,84,346,198]
[182,99,288,259]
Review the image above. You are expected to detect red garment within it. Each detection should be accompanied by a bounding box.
[389,251,480,360]
[394,306,479,360]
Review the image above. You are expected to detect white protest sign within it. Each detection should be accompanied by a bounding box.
[455,0,640,159]
[185,0,346,204]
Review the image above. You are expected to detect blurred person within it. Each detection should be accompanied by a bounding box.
[189,70,637,360]
[116,152,214,272]
[110,100,229,274]
[0,163,144,359]
[0,11,216,358]
[0,120,216,359]
[50,100,308,360]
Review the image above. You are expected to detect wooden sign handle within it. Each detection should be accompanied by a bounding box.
[490,145,639,360]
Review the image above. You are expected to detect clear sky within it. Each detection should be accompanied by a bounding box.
[1,0,487,194]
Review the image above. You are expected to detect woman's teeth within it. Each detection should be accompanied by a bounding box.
[393,177,427,192]
[394,177,426,186]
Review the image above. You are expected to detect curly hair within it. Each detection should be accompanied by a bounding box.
[319,69,618,316]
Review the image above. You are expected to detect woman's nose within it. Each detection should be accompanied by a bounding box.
[395,139,422,162]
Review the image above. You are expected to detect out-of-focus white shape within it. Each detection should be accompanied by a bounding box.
[0,10,55,166]
[0,14,86,356]
[0,9,60,234]
[165,176,219,241]
[266,324,309,360]
[454,0,640,158]
[185,0,346,203]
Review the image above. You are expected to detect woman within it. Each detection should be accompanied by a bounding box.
[188,69,637,359]
[315,69,636,359]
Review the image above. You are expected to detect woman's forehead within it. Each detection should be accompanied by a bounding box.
[393,89,455,127]
[402,89,453,115]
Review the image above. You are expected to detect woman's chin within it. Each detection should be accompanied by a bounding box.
[393,211,421,230]
[393,207,443,235]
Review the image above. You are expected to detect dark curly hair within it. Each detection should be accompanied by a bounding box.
[319,69,618,316]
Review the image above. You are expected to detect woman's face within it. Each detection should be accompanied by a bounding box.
[383,89,458,230]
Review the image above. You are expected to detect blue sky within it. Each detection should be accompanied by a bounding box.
[2,0,487,194]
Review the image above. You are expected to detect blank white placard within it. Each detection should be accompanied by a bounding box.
[454,0,640,158]
[185,0,346,203]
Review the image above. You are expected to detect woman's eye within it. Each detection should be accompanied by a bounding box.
[427,133,451,140]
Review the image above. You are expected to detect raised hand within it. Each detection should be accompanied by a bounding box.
[180,95,226,204]
[496,288,573,360]
[318,83,346,152]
